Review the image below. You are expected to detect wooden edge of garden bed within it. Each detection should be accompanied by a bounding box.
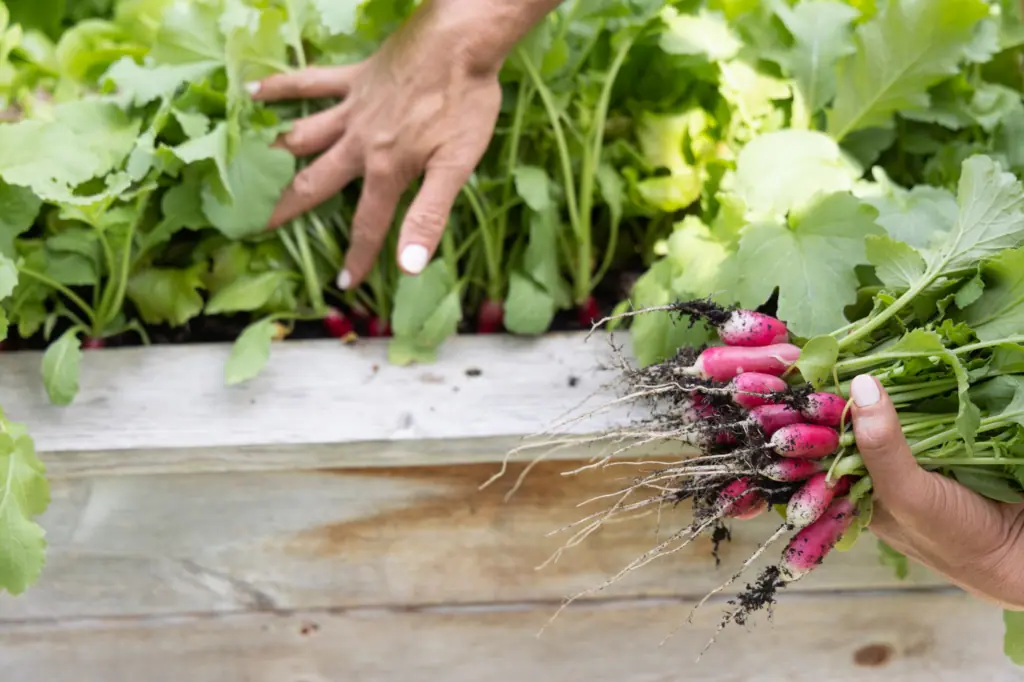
[0,331,653,473]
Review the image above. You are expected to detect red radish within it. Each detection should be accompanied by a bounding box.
[348,302,371,322]
[800,392,847,427]
[733,498,768,520]
[672,300,789,346]
[686,343,801,381]
[785,473,855,528]
[577,296,601,327]
[83,337,105,349]
[780,496,858,581]
[729,372,787,408]
[749,404,804,436]
[477,299,505,334]
[717,310,789,347]
[323,307,354,339]
[759,457,826,482]
[769,424,840,459]
[367,317,391,337]
[717,477,765,518]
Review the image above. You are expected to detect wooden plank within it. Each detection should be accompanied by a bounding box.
[3,460,945,622]
[0,592,1015,682]
[0,334,641,462]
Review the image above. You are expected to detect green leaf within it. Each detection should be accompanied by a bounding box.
[950,467,1023,503]
[731,192,883,337]
[774,0,859,113]
[200,132,295,239]
[636,171,702,212]
[173,121,230,192]
[796,335,840,389]
[41,329,82,406]
[389,260,462,365]
[205,271,290,315]
[311,0,362,36]
[865,234,926,290]
[225,318,276,386]
[826,0,990,141]
[860,175,958,252]
[512,165,553,212]
[658,6,742,61]
[961,247,1024,341]
[1006,611,1024,666]
[0,427,48,595]
[504,271,557,335]
[627,257,712,367]
[102,56,220,107]
[731,129,862,219]
[126,266,206,326]
[0,182,41,258]
[877,540,909,580]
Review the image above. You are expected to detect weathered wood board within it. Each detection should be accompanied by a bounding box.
[0,334,1017,680]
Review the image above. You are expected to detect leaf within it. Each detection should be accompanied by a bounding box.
[865,234,926,290]
[40,329,82,406]
[627,258,712,367]
[311,0,362,36]
[205,271,290,315]
[1006,611,1024,666]
[0,427,48,595]
[773,0,859,113]
[200,132,295,238]
[636,172,702,212]
[504,272,556,335]
[225,318,276,386]
[512,165,553,212]
[126,266,206,326]
[731,192,883,336]
[173,121,230,194]
[731,129,862,219]
[961,247,1024,341]
[860,176,958,252]
[0,182,41,258]
[950,467,1023,503]
[389,260,462,366]
[796,335,840,389]
[877,540,909,580]
[826,0,990,141]
[658,7,742,61]
[102,56,220,107]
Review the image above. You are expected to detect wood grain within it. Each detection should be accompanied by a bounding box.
[0,333,641,461]
[0,592,1013,682]
[3,459,944,622]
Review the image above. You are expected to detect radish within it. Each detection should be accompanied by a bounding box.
[800,392,847,427]
[785,473,855,528]
[685,343,801,381]
[769,424,840,459]
[748,404,804,436]
[759,457,826,482]
[780,496,858,581]
[477,299,505,334]
[83,337,105,349]
[577,296,601,327]
[668,299,789,346]
[323,307,354,339]
[717,477,766,519]
[367,317,391,337]
[729,372,787,408]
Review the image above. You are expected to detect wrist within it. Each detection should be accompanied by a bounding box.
[416,0,565,76]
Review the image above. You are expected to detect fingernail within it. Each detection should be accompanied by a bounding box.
[337,269,352,290]
[245,81,261,96]
[851,375,880,407]
[399,244,429,274]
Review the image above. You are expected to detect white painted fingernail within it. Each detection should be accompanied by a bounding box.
[851,375,880,407]
[337,269,352,290]
[399,244,429,274]
[245,81,261,96]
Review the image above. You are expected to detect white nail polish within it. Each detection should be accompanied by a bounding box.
[399,244,429,274]
[851,375,880,407]
[337,269,352,290]
[245,81,261,96]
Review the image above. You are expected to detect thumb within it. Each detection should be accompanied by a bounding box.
[849,374,935,512]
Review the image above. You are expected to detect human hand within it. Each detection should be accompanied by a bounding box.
[248,4,502,289]
[849,374,1024,609]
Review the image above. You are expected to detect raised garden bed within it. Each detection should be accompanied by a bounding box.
[0,333,1018,680]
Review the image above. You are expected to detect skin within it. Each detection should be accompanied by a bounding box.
[248,0,566,289]
[849,374,1024,610]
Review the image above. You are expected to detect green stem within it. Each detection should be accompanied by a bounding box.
[461,184,501,301]
[18,269,95,324]
[836,279,932,352]
[96,190,152,334]
[919,457,1024,466]
[293,219,326,313]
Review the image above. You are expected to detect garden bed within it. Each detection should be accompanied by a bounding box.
[0,333,1017,681]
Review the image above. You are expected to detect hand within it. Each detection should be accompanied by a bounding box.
[849,374,1024,609]
[248,5,503,289]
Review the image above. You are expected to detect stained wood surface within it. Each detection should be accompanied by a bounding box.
[0,592,1016,682]
[5,460,943,622]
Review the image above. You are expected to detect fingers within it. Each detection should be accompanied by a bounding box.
[275,105,349,157]
[338,167,407,287]
[850,375,939,514]
[248,65,359,102]
[267,138,362,229]
[394,164,469,275]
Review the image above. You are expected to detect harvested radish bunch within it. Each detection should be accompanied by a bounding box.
[509,156,1024,663]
